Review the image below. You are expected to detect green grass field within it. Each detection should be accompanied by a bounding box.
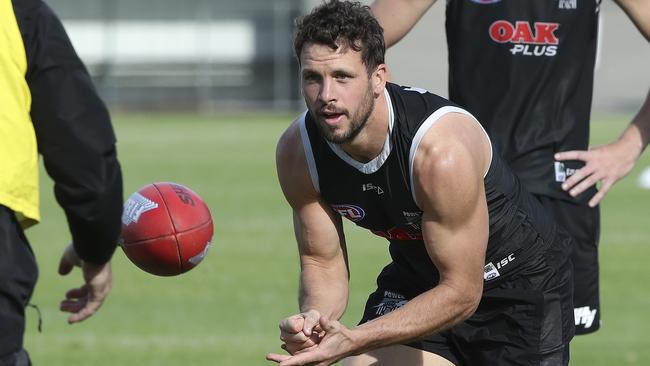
[23,113,650,365]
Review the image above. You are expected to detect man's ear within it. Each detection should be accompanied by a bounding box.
[372,64,388,95]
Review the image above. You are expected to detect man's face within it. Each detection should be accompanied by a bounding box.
[300,42,377,144]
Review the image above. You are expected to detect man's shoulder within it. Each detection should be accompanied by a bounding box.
[411,111,492,188]
[276,112,320,204]
[276,112,307,173]
[387,83,457,123]
[277,113,306,160]
[387,82,449,103]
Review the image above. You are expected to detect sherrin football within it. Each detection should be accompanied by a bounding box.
[120,182,213,276]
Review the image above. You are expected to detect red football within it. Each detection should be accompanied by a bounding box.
[120,182,213,276]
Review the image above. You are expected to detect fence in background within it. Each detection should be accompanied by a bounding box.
[49,0,303,112]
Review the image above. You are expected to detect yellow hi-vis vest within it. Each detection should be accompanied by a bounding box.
[0,0,39,228]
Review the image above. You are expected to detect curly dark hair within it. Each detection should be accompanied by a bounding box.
[294,0,385,75]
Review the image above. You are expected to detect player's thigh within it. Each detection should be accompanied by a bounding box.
[343,345,455,366]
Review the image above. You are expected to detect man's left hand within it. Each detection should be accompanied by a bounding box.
[266,316,357,366]
[555,138,640,207]
[58,243,113,324]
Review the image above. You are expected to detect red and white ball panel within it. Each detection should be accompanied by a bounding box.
[120,182,213,276]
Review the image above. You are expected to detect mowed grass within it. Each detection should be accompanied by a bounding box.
[23,114,649,365]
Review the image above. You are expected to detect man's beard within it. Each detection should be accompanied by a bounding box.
[310,85,375,144]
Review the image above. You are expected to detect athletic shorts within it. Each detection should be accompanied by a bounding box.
[535,195,600,335]
[0,350,31,366]
[0,206,38,360]
[359,230,574,366]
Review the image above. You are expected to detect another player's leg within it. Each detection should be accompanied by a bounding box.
[536,195,601,335]
[343,345,455,366]
[0,206,37,366]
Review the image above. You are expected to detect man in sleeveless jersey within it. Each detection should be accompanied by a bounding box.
[267,2,574,365]
[1,0,123,364]
[370,0,650,335]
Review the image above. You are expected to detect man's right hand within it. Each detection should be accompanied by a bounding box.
[278,309,323,355]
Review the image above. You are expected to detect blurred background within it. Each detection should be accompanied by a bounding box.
[44,0,649,114]
[23,1,649,365]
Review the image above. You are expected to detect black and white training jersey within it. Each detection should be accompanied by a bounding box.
[446,0,600,202]
[299,83,559,290]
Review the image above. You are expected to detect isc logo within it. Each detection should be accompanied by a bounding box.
[496,253,516,270]
[489,20,560,56]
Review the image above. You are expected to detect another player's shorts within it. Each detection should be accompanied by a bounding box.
[535,195,600,335]
[359,230,574,366]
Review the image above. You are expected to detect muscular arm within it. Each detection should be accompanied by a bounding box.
[276,121,350,321]
[621,90,650,156]
[17,0,122,264]
[294,204,349,319]
[615,0,650,151]
[632,90,650,149]
[614,0,650,41]
[370,0,437,47]
[349,113,489,351]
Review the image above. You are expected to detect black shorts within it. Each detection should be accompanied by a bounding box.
[359,231,574,366]
[535,195,600,335]
[0,350,31,366]
[0,206,38,360]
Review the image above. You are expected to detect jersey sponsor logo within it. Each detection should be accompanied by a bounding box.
[402,211,423,231]
[574,306,598,328]
[489,20,560,56]
[362,183,384,195]
[331,204,365,222]
[122,192,158,225]
[469,0,502,4]
[559,0,577,9]
[490,21,559,44]
[372,226,423,241]
[554,161,577,182]
[372,290,408,316]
